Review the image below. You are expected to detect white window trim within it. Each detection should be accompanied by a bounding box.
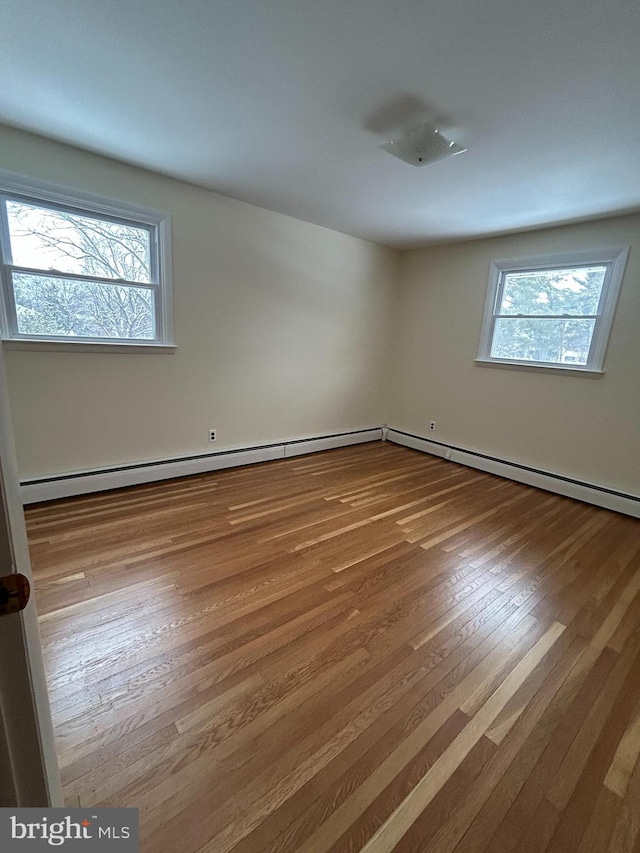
[0,171,174,350]
[476,246,629,374]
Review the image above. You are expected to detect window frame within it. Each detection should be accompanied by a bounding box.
[476,247,629,373]
[0,172,174,351]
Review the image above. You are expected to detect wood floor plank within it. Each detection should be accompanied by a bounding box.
[356,622,566,853]
[604,702,640,797]
[25,443,640,853]
[487,643,619,852]
[606,746,640,853]
[544,643,640,853]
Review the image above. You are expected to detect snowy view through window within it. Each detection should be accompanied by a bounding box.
[4,199,156,340]
[490,266,606,365]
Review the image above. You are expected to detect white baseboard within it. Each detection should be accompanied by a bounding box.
[21,428,383,504]
[283,429,381,458]
[22,424,637,518]
[386,428,640,519]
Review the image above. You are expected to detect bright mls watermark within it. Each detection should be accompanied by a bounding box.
[0,809,138,850]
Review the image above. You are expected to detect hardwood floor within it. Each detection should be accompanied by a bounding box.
[26,442,640,853]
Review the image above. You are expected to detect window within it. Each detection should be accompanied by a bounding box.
[0,175,173,348]
[477,247,629,372]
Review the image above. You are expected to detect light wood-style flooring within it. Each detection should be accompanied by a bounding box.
[26,442,640,852]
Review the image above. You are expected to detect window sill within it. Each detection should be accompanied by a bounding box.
[2,338,177,354]
[474,359,604,377]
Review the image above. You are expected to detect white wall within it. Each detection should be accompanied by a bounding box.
[388,214,640,496]
[0,125,398,479]
[2,124,638,498]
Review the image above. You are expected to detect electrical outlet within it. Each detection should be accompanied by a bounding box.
[429,421,436,431]
[209,429,217,443]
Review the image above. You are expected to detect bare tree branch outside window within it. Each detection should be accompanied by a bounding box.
[489,267,606,365]
[7,201,155,339]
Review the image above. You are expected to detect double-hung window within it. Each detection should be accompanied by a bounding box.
[0,175,173,348]
[477,247,629,372]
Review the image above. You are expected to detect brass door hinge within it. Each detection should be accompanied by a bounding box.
[0,574,30,617]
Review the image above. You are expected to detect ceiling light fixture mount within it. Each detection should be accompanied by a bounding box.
[381,121,466,167]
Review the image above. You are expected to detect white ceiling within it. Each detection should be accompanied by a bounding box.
[1,0,639,247]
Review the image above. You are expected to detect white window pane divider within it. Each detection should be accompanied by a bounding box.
[7,266,157,290]
[493,314,598,319]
